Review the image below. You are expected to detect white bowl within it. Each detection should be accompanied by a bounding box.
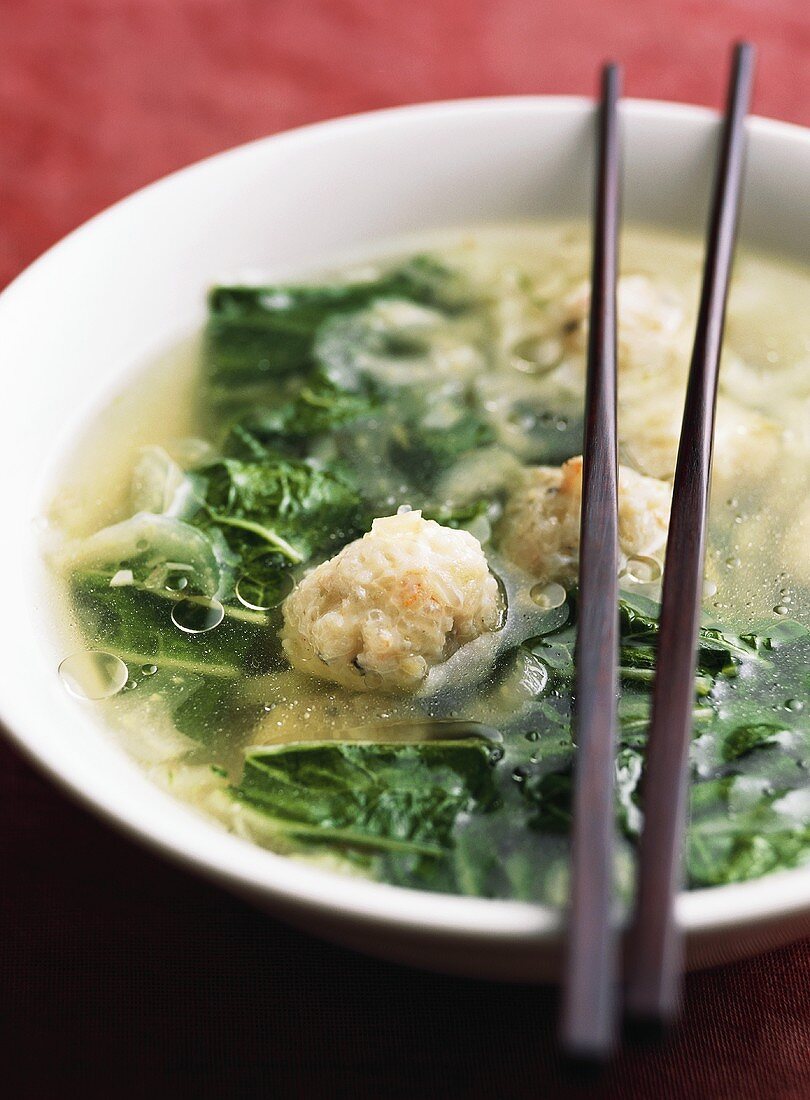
[2,98,809,981]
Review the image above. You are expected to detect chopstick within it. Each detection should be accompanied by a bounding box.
[560,61,622,1062]
[625,41,756,1030]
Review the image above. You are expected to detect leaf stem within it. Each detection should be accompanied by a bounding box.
[208,513,304,564]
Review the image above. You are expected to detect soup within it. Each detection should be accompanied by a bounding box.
[47,223,810,903]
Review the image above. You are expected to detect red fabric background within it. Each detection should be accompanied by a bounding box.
[2,2,809,1096]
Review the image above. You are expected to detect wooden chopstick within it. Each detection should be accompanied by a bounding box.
[625,41,757,1030]
[560,61,622,1062]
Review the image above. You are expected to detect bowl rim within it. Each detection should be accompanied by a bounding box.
[3,93,810,946]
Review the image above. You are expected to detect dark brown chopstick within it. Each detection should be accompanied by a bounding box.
[625,41,756,1029]
[560,61,622,1062]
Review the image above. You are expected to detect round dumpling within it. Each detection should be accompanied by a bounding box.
[497,455,671,585]
[559,274,690,380]
[620,393,784,493]
[281,510,502,692]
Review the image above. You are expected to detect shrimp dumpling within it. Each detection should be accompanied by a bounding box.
[281,510,501,692]
[497,455,671,585]
[559,274,690,379]
[620,394,784,492]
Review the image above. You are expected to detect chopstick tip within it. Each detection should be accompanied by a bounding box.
[600,60,623,99]
[733,40,757,71]
[624,1012,673,1049]
[561,1049,611,1082]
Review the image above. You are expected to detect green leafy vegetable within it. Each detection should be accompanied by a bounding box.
[194,454,366,565]
[205,256,469,408]
[423,497,493,531]
[721,722,787,763]
[222,373,379,460]
[70,572,280,679]
[687,778,810,886]
[172,678,267,748]
[522,594,810,888]
[444,818,571,905]
[233,738,499,859]
[522,768,573,833]
[388,405,494,487]
[529,590,755,691]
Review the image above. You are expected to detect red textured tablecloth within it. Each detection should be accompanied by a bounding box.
[2,3,809,1096]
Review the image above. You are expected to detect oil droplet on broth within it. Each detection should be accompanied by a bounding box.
[59,651,129,701]
[622,555,662,584]
[510,335,563,375]
[530,581,567,610]
[235,571,294,612]
[171,596,225,634]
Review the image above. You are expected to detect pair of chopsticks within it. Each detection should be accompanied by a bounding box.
[561,42,757,1061]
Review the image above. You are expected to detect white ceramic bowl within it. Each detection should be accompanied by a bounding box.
[2,98,809,981]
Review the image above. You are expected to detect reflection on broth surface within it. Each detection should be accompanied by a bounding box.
[48,223,810,902]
